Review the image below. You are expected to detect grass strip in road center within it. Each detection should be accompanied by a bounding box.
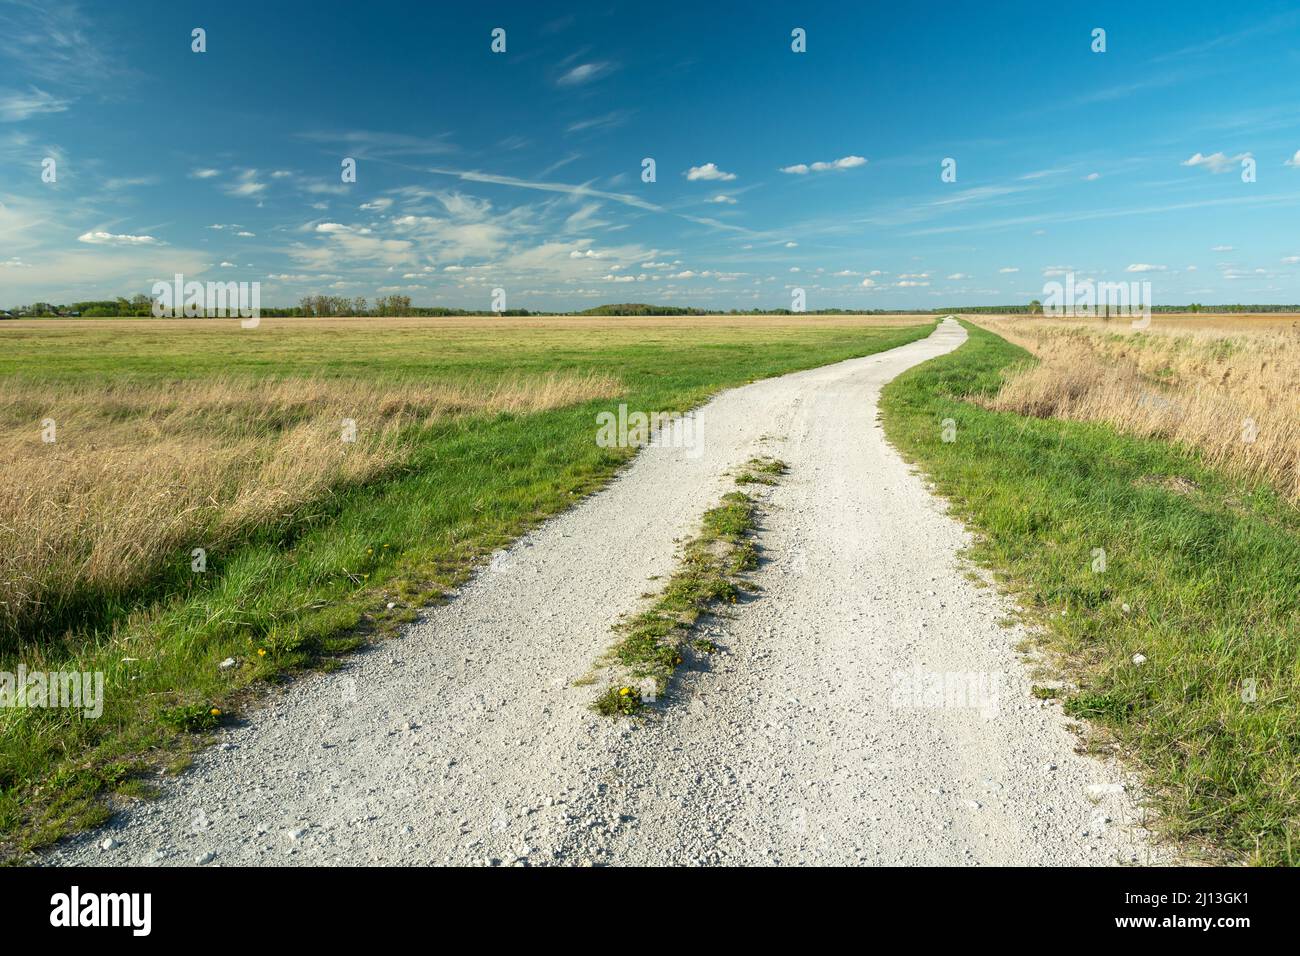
[591,457,787,716]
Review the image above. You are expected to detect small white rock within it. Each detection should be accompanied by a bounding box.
[218,657,237,670]
[99,837,118,851]
[1132,653,1147,665]
[195,851,215,865]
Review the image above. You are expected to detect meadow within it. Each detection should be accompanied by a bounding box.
[880,316,1300,864]
[977,314,1300,503]
[0,313,933,857]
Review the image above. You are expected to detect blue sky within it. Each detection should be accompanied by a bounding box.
[3,0,1300,309]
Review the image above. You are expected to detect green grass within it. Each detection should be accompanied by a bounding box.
[0,316,933,859]
[593,470,781,717]
[879,320,1300,865]
[735,456,790,486]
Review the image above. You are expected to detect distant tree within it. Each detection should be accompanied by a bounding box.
[1027,299,1042,315]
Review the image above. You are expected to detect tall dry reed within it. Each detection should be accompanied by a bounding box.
[0,372,618,639]
[976,316,1300,503]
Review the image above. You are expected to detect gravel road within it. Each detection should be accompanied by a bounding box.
[44,318,1163,867]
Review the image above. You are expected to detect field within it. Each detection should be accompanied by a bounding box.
[975,313,1300,503]
[6,310,1297,865]
[0,313,934,857]
[880,316,1300,864]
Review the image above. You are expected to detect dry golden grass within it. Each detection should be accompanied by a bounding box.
[972,314,1300,503]
[0,372,618,639]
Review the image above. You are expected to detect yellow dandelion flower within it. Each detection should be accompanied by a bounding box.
[257,648,267,657]
[210,708,221,716]
[619,687,630,697]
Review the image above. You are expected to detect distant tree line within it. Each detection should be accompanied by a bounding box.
[2,295,155,317]
[949,303,1300,315]
[6,296,1300,319]
[580,303,942,316]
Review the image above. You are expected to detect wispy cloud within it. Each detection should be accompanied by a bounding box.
[0,86,69,121]
[0,1,123,93]
[425,166,761,235]
[223,170,268,198]
[566,111,630,134]
[296,129,455,158]
[556,62,613,86]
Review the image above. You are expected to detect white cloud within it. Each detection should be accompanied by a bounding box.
[557,62,612,86]
[1281,256,1300,264]
[860,277,876,288]
[190,168,221,179]
[784,241,798,248]
[1211,244,1233,251]
[1126,263,1167,272]
[223,169,268,198]
[565,111,629,134]
[361,198,393,211]
[1284,150,1300,168]
[219,261,236,268]
[998,266,1019,274]
[0,86,69,121]
[685,163,736,182]
[779,155,867,175]
[1181,151,1251,174]
[947,273,969,280]
[1084,172,1101,181]
[77,230,160,246]
[236,231,255,237]
[708,194,738,204]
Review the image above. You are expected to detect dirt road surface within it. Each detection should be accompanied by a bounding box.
[45,319,1162,866]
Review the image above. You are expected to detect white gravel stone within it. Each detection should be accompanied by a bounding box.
[35,321,1164,868]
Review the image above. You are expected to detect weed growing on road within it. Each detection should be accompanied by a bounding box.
[735,456,789,486]
[593,457,788,716]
